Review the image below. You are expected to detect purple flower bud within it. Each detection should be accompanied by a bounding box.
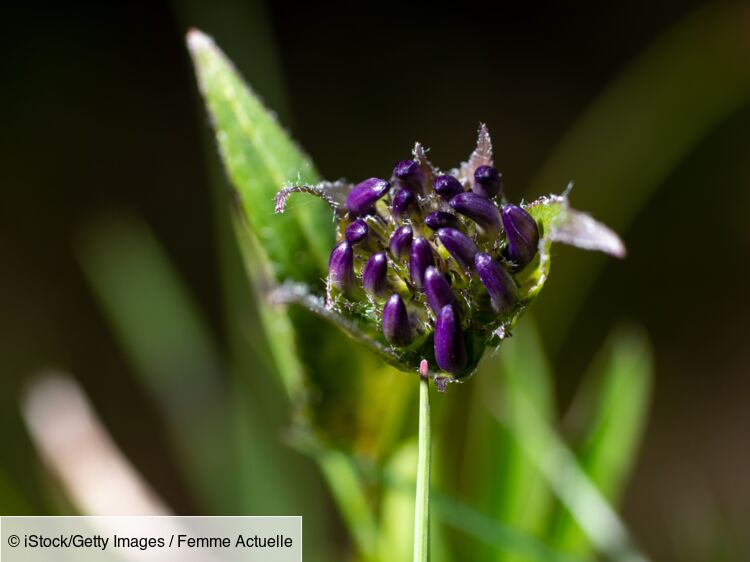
[436,228,479,271]
[409,237,435,288]
[449,192,501,230]
[393,159,425,192]
[345,219,368,244]
[392,188,417,218]
[434,304,467,374]
[362,252,388,297]
[389,225,413,260]
[328,241,355,292]
[346,177,390,216]
[424,211,460,231]
[501,204,540,267]
[382,294,412,346]
[433,174,464,200]
[424,266,456,314]
[473,165,502,198]
[474,252,518,314]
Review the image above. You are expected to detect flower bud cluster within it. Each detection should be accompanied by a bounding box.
[326,154,540,376]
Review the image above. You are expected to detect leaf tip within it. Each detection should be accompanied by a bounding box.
[554,208,628,259]
[186,27,213,55]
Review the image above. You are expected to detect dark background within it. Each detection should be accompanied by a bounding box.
[2,1,749,560]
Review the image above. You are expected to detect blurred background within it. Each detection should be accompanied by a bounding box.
[2,1,749,561]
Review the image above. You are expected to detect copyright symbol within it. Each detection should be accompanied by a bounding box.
[8,534,20,547]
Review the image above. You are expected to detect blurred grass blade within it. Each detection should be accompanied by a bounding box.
[315,448,379,561]
[550,328,653,556]
[432,493,584,562]
[461,319,555,562]
[76,216,236,512]
[384,455,585,562]
[494,320,556,561]
[491,351,650,562]
[379,443,418,562]
[187,28,333,283]
[530,3,750,344]
[575,329,653,497]
[379,442,452,562]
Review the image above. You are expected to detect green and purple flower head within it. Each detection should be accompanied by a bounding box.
[276,126,624,389]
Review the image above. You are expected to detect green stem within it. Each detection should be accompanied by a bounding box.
[413,373,431,562]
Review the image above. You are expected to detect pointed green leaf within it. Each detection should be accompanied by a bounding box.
[187,29,333,283]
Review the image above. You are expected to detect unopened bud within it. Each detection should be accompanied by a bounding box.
[434,305,466,374]
[382,294,412,346]
[346,177,390,216]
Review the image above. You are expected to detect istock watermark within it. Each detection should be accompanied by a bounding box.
[1,516,301,561]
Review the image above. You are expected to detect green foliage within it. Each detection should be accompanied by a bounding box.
[187,29,333,284]
[492,323,652,562]
[76,215,335,558]
[76,216,235,512]
[15,3,750,561]
[548,328,653,556]
[183,27,651,562]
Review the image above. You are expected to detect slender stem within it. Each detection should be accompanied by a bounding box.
[413,371,431,562]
